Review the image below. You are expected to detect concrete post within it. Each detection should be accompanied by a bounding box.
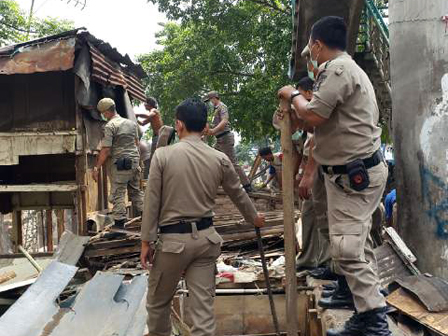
[390,0,448,277]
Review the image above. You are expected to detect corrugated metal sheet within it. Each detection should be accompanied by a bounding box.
[0,28,147,102]
[0,261,78,336]
[0,269,148,336]
[0,231,89,293]
[90,46,147,102]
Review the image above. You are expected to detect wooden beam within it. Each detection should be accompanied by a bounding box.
[12,211,22,253]
[56,209,65,242]
[45,210,53,252]
[249,154,262,181]
[279,101,298,335]
[0,184,78,193]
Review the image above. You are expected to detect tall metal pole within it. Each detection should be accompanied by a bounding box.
[390,0,448,277]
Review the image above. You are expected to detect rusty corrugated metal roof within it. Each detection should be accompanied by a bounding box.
[0,28,147,103]
[90,46,147,102]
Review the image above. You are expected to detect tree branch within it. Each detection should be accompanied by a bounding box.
[210,70,255,77]
[246,0,290,15]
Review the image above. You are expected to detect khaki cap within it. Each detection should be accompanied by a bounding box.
[97,98,115,112]
[203,91,219,102]
[301,45,310,58]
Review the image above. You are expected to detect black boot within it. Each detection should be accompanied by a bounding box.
[243,184,253,193]
[363,307,391,336]
[318,276,354,309]
[308,266,338,280]
[322,281,337,291]
[113,218,126,229]
[326,312,364,336]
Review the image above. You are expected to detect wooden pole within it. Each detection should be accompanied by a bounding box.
[56,210,65,242]
[279,101,298,335]
[12,211,22,253]
[249,154,262,181]
[45,210,53,252]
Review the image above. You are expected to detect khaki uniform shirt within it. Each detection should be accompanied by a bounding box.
[212,102,231,136]
[307,52,382,166]
[141,135,257,242]
[103,115,140,162]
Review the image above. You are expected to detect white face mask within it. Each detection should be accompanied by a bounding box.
[100,113,107,122]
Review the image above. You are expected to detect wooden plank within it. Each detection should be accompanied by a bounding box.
[0,271,16,284]
[181,293,307,335]
[84,244,141,258]
[279,101,298,335]
[12,211,22,253]
[249,154,262,180]
[387,288,448,335]
[56,210,65,242]
[0,184,78,192]
[45,210,53,252]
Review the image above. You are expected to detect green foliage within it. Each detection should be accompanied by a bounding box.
[138,0,293,141]
[0,0,74,47]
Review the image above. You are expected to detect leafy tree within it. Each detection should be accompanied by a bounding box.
[138,0,293,141]
[0,0,74,47]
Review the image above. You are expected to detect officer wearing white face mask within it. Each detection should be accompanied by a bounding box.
[278,16,390,336]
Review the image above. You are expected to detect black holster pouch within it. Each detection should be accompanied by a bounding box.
[346,159,370,191]
[115,157,133,171]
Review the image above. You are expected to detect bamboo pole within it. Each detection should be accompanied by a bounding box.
[279,100,298,335]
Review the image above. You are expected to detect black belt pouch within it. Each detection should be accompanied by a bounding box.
[116,157,133,171]
[346,159,370,191]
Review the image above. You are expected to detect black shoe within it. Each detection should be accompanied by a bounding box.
[327,312,364,336]
[318,276,354,309]
[361,307,391,336]
[322,281,337,290]
[309,267,338,280]
[243,184,253,193]
[322,289,335,298]
[112,219,126,229]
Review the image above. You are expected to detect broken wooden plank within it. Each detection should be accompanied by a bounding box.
[387,288,448,335]
[0,270,16,284]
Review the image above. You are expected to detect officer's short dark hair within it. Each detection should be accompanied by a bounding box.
[175,98,207,132]
[296,77,314,92]
[259,147,272,157]
[146,97,158,108]
[311,16,347,51]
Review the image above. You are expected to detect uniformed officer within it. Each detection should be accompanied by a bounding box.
[93,98,144,229]
[295,134,331,273]
[140,98,265,336]
[279,16,391,336]
[204,91,252,193]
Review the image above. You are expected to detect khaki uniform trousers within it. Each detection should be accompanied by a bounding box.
[296,167,331,269]
[109,163,144,221]
[146,226,222,336]
[324,162,388,313]
[215,133,250,186]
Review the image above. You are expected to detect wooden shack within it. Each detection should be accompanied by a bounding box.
[0,28,147,250]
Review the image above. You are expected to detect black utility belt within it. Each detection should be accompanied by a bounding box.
[322,150,383,192]
[321,150,382,175]
[216,131,231,139]
[160,217,213,234]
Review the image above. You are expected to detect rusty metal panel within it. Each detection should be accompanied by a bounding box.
[89,46,146,102]
[0,38,75,75]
